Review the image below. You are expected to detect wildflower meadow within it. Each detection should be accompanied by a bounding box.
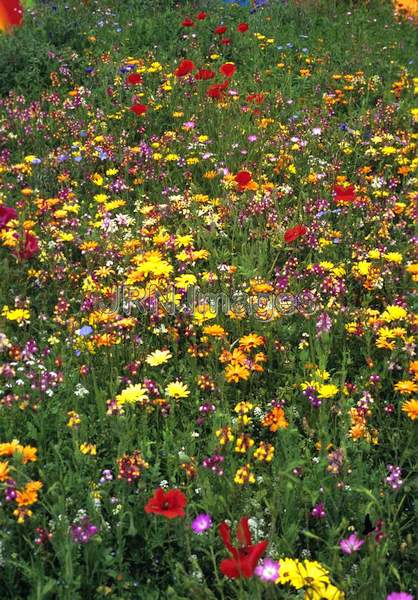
[0,0,417,598]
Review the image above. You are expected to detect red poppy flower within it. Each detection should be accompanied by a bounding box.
[246,93,265,104]
[215,25,227,35]
[0,205,17,229]
[284,224,307,244]
[195,68,215,81]
[131,104,148,116]
[237,22,249,33]
[175,59,196,77]
[333,184,356,203]
[220,62,236,78]
[235,170,252,188]
[219,516,268,578]
[144,488,187,519]
[206,81,228,100]
[182,17,194,27]
[220,38,231,46]
[126,73,142,85]
[196,11,207,20]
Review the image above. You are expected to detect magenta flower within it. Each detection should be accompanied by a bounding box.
[339,533,365,554]
[386,593,414,600]
[311,502,327,519]
[70,516,99,544]
[191,513,213,534]
[255,558,280,582]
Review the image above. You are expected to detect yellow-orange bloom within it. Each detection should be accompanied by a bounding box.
[0,461,10,482]
[402,399,418,420]
[394,380,418,395]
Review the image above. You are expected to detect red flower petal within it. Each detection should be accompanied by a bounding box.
[215,25,227,35]
[196,11,207,20]
[182,17,194,27]
[237,22,249,33]
[284,224,307,244]
[235,171,252,187]
[144,488,187,519]
[126,73,142,85]
[175,59,196,77]
[219,62,236,78]
[195,69,215,81]
[206,82,228,99]
[236,516,252,547]
[131,104,148,116]
[333,184,356,203]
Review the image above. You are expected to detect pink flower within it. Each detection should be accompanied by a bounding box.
[191,513,212,534]
[339,533,365,554]
[386,593,414,600]
[254,558,280,582]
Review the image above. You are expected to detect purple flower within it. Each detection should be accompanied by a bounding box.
[316,312,332,337]
[191,513,212,534]
[311,502,327,519]
[386,594,414,600]
[386,465,403,490]
[70,516,99,544]
[339,533,365,554]
[255,558,280,582]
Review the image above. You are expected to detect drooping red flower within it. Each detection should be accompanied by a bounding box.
[220,38,231,46]
[206,81,228,100]
[196,11,207,20]
[284,224,307,244]
[214,25,227,35]
[144,488,187,519]
[131,104,148,116]
[235,170,252,188]
[175,59,196,77]
[219,517,268,579]
[195,68,215,81]
[182,17,194,27]
[237,22,249,33]
[126,73,143,85]
[333,184,356,203]
[13,232,39,260]
[220,62,236,78]
[0,205,17,229]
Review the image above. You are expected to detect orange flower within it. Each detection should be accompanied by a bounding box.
[394,380,418,395]
[0,461,10,482]
[0,440,21,457]
[225,363,250,383]
[16,481,42,506]
[262,406,288,431]
[21,445,38,463]
[203,324,227,338]
[239,333,265,351]
[402,399,418,420]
